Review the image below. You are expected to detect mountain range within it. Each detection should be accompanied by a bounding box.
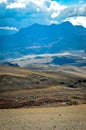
[0,21,86,68]
[0,21,86,58]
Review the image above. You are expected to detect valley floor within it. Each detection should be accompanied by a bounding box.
[0,104,86,130]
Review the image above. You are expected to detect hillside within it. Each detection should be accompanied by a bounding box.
[0,65,86,108]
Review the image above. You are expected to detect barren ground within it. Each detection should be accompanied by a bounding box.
[0,104,86,130]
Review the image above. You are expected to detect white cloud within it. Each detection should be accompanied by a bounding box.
[65,16,86,28]
[49,20,58,24]
[2,0,66,25]
[18,0,50,7]
[51,12,60,18]
[0,26,19,31]
[5,0,67,25]
[6,0,67,15]
[6,2,26,9]
[48,1,67,18]
[55,3,86,27]
[0,0,86,28]
[30,0,45,7]
[79,4,86,14]
[67,4,86,19]
[0,0,7,3]
[48,1,67,12]
[6,0,48,9]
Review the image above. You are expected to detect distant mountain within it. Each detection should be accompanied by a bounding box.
[0,62,19,67]
[51,55,86,67]
[0,30,17,36]
[0,21,86,59]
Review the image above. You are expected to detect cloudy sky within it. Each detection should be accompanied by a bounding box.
[0,0,86,35]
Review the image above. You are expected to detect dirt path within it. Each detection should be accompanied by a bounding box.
[0,104,86,130]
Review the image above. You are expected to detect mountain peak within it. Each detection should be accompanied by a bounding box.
[60,21,73,26]
[32,23,40,26]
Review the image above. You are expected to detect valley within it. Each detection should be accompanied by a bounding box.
[0,21,86,129]
[0,1,86,129]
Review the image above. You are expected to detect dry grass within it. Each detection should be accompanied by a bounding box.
[0,65,62,79]
[0,65,86,108]
[0,85,86,108]
[0,65,33,77]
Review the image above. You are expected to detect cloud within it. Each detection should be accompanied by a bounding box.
[0,0,86,30]
[5,0,51,9]
[0,0,7,3]
[0,0,67,28]
[0,26,19,31]
[6,2,26,9]
[51,12,59,18]
[48,1,67,18]
[57,4,86,21]
[51,3,86,27]
[65,16,86,28]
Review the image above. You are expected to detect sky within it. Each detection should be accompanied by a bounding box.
[0,0,86,34]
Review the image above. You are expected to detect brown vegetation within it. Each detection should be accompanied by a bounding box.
[0,65,86,108]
